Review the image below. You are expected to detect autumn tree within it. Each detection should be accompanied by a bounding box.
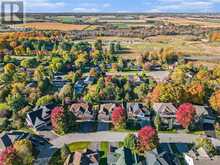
[209,90,220,113]
[187,82,205,105]
[112,106,126,130]
[0,147,21,165]
[150,83,188,105]
[137,126,159,154]
[195,138,216,157]
[176,103,196,130]
[13,139,34,165]
[51,107,76,134]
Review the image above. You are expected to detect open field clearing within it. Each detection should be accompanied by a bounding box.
[129,35,220,56]
[146,17,220,28]
[79,35,220,60]
[15,22,90,31]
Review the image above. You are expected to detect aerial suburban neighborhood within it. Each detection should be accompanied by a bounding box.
[1,1,220,165]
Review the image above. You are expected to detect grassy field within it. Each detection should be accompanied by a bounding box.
[146,17,220,28]
[16,22,90,31]
[130,35,220,56]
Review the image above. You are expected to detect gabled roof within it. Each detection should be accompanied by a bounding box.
[100,103,116,113]
[70,103,90,112]
[127,103,149,112]
[193,105,210,118]
[26,105,52,130]
[153,103,177,117]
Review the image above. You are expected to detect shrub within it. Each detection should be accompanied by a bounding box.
[137,126,159,154]
[112,106,126,130]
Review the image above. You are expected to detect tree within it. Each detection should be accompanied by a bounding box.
[195,138,216,157]
[150,83,188,105]
[171,68,187,83]
[58,83,73,104]
[13,139,34,165]
[112,106,126,130]
[94,40,103,51]
[187,82,205,105]
[154,113,161,131]
[123,133,137,152]
[36,95,54,106]
[176,103,196,130]
[6,93,27,112]
[0,147,21,165]
[4,63,16,74]
[109,42,116,54]
[51,107,76,134]
[209,90,220,113]
[60,144,71,161]
[137,126,159,154]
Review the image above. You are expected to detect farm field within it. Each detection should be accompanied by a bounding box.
[15,22,90,31]
[146,17,220,28]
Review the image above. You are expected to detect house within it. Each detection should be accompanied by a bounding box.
[98,103,117,122]
[127,102,151,119]
[64,149,99,165]
[26,104,54,131]
[108,147,174,165]
[153,103,178,129]
[52,75,70,88]
[184,147,220,165]
[83,76,96,85]
[193,105,216,125]
[0,131,48,151]
[70,103,95,121]
[74,80,86,95]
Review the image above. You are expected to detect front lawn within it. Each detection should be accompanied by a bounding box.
[68,141,91,152]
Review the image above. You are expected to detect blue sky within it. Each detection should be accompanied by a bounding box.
[14,0,220,13]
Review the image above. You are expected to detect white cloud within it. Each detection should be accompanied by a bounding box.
[23,0,66,12]
[147,0,218,12]
[72,7,99,12]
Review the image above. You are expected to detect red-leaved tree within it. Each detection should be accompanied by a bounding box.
[176,103,196,129]
[137,126,159,154]
[51,107,64,134]
[0,147,18,165]
[112,106,126,129]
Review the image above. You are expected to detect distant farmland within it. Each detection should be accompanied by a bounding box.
[16,22,90,31]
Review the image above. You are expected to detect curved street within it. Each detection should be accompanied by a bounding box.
[35,131,220,165]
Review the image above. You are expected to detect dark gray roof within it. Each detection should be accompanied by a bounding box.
[26,105,53,130]
[0,131,48,150]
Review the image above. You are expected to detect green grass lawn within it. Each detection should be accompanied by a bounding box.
[159,129,177,134]
[68,142,91,152]
[190,130,205,135]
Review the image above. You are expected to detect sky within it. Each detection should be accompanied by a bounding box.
[2,0,220,13]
